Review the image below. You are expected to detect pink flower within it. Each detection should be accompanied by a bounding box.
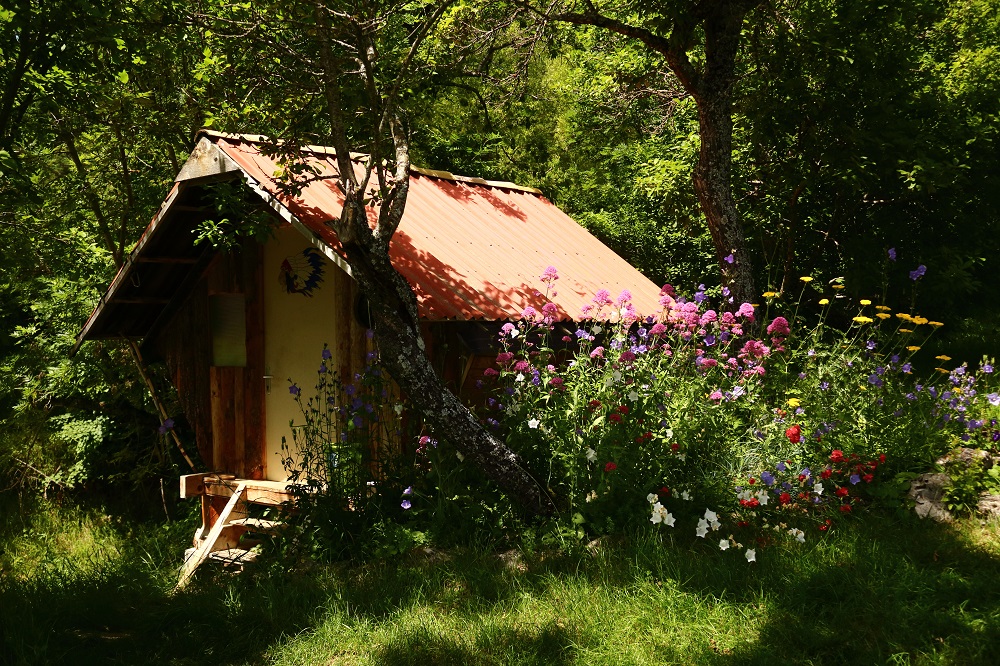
[540,266,559,284]
[542,302,559,322]
[615,289,633,307]
[496,352,514,365]
[521,306,537,320]
[700,358,718,368]
[549,376,565,389]
[590,346,605,358]
[700,310,718,325]
[514,360,531,372]
[709,390,724,402]
[739,339,770,359]
[737,303,755,320]
[767,316,791,337]
[650,323,667,336]
[593,289,612,306]
[483,368,499,377]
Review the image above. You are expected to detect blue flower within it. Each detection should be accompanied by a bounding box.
[401,499,412,510]
[289,384,301,396]
[403,486,413,495]
[888,247,897,261]
[909,264,927,280]
[776,461,787,472]
[322,347,333,360]
[761,471,775,486]
[850,474,861,485]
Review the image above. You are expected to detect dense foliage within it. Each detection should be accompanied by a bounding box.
[1,0,998,502]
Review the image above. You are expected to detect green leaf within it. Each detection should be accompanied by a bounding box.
[117,70,129,84]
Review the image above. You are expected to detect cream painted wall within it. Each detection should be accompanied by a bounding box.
[262,226,343,480]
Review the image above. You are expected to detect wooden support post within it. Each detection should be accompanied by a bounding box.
[175,482,246,591]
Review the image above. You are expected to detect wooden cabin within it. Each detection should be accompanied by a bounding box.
[74,131,661,574]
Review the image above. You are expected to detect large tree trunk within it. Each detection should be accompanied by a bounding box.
[549,1,760,306]
[690,4,756,306]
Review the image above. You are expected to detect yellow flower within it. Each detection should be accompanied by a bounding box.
[860,299,872,306]
[928,321,944,327]
[912,317,929,325]
[936,367,950,374]
[896,313,913,321]
[875,305,891,312]
[899,328,914,333]
[853,316,874,324]
[787,398,801,408]
[762,291,778,298]
[819,298,830,305]
[906,346,921,352]
[800,276,814,283]
[876,313,891,320]
[935,355,952,361]
[832,284,845,290]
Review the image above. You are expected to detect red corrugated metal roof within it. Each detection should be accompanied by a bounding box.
[211,133,662,321]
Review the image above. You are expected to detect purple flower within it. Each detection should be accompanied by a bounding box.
[888,248,897,261]
[401,499,412,510]
[322,347,332,360]
[289,384,301,396]
[319,363,327,374]
[352,415,364,428]
[776,462,787,472]
[850,474,861,485]
[866,340,876,351]
[761,471,775,486]
[403,486,413,495]
[983,364,994,374]
[366,329,375,339]
[902,363,912,374]
[909,264,927,280]
[158,418,175,435]
[820,381,830,391]
[724,253,735,264]
[988,393,1000,407]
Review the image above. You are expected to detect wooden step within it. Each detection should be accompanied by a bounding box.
[227,518,287,535]
[208,548,259,570]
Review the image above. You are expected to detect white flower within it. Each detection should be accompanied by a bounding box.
[509,329,519,338]
[704,508,718,523]
[456,451,465,462]
[677,454,686,462]
[516,373,525,382]
[664,428,674,440]
[745,548,756,563]
[650,503,675,526]
[586,448,597,462]
[813,482,824,496]
[756,490,769,506]
[527,418,540,429]
[628,390,639,402]
[680,490,691,501]
[604,376,615,388]
[394,403,404,415]
[696,518,709,538]
[612,370,623,382]
[647,493,659,504]
[593,325,603,334]
[719,539,730,551]
[788,528,805,543]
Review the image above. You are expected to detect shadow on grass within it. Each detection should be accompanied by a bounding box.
[4,492,1000,665]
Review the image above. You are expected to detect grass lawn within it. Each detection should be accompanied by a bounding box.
[2,493,1000,665]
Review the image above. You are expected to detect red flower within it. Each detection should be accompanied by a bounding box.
[618,405,630,414]
[879,454,887,464]
[604,462,618,473]
[737,521,750,528]
[863,473,874,483]
[588,400,602,411]
[660,486,670,495]
[779,492,792,505]
[785,424,802,444]
[835,487,849,498]
[820,468,832,479]
[670,443,680,451]
[830,449,845,463]
[839,504,852,513]
[609,413,622,424]
[748,477,756,485]
[819,524,829,531]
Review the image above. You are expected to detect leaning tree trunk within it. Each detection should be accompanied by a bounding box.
[336,206,555,518]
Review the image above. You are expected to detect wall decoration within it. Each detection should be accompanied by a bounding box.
[279,247,325,297]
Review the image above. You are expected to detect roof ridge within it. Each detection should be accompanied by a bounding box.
[197,129,543,195]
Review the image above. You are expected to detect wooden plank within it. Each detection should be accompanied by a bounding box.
[243,240,266,480]
[210,367,238,471]
[176,482,246,590]
[179,473,210,499]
